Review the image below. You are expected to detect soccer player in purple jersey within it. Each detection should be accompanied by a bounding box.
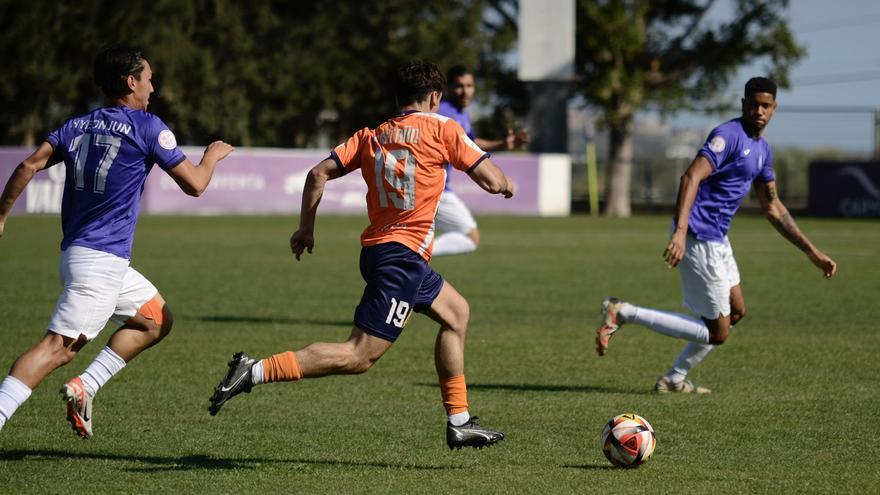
[0,44,234,437]
[593,77,837,393]
[432,65,528,256]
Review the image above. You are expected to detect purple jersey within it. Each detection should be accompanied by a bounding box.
[683,118,775,242]
[46,106,185,259]
[437,100,475,190]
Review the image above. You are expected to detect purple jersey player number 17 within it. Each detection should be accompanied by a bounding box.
[46,105,185,259]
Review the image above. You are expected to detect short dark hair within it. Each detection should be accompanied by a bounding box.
[393,60,445,107]
[94,44,146,99]
[446,65,471,84]
[744,77,777,99]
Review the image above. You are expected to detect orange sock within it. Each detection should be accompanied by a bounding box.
[439,374,468,415]
[262,351,303,383]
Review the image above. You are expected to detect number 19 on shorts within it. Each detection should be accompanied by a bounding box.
[385,298,412,328]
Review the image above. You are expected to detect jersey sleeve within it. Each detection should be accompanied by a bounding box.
[755,145,775,183]
[45,127,62,150]
[43,127,65,166]
[441,119,488,173]
[698,126,735,171]
[329,128,371,175]
[145,115,186,170]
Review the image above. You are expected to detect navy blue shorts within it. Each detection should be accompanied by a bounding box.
[353,242,444,342]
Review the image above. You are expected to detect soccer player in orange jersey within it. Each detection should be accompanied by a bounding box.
[209,60,515,449]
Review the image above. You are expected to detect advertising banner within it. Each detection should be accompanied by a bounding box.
[808,161,880,218]
[0,147,569,216]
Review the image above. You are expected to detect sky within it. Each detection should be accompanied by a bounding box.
[666,0,880,155]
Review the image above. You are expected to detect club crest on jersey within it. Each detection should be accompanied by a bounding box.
[708,136,725,153]
[158,130,177,150]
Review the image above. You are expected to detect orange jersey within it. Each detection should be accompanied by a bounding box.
[331,111,487,261]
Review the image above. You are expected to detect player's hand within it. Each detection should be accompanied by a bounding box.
[501,175,515,198]
[203,141,235,162]
[290,228,314,261]
[808,250,837,278]
[0,218,5,239]
[505,129,530,150]
[663,232,686,268]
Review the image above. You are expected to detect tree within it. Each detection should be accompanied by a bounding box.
[0,0,521,148]
[575,0,805,217]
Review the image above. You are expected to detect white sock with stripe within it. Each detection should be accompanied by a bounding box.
[79,347,127,397]
[0,376,32,429]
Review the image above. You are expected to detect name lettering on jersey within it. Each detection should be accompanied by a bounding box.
[378,127,420,145]
[71,119,132,135]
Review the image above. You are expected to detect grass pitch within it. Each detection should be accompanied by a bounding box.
[0,214,877,493]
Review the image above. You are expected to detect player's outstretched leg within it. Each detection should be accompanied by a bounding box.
[446,416,505,450]
[60,377,93,438]
[208,352,255,416]
[596,297,625,356]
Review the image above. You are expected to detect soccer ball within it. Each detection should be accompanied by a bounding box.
[600,413,656,467]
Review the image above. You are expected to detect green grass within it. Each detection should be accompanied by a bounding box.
[0,214,878,494]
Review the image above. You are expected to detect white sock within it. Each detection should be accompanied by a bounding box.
[626,305,710,344]
[667,325,733,382]
[432,232,477,256]
[448,410,470,426]
[251,360,265,386]
[0,376,33,429]
[667,343,714,382]
[79,347,126,397]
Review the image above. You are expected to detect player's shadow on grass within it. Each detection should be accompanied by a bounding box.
[194,315,351,328]
[419,382,653,395]
[0,449,460,472]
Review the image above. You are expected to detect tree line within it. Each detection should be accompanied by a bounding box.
[0,0,520,148]
[1,0,801,216]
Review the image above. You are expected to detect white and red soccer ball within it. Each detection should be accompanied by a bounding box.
[601,413,656,467]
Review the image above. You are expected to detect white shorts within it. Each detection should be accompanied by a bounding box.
[435,190,477,234]
[48,245,159,341]
[679,235,740,320]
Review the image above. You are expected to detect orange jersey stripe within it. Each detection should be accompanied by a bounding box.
[331,112,487,261]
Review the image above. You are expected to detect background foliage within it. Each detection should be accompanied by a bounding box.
[0,0,520,147]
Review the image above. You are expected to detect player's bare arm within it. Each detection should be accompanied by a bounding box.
[290,158,343,260]
[0,142,57,238]
[756,180,837,278]
[474,129,529,152]
[664,155,712,268]
[167,141,235,197]
[467,158,515,198]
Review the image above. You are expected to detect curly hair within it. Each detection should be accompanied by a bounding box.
[393,60,445,107]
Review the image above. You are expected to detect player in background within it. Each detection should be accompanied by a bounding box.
[0,44,234,437]
[209,60,515,450]
[594,77,837,393]
[432,65,528,256]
